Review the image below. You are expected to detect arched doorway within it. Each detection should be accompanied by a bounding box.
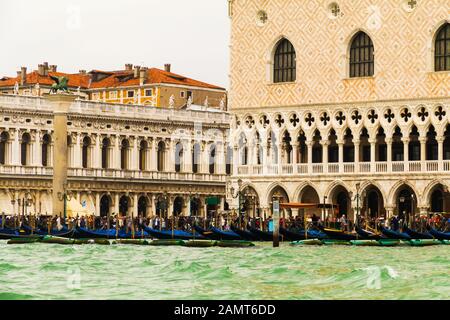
[173,197,183,216]
[138,196,148,217]
[429,184,449,214]
[268,186,289,217]
[119,196,130,217]
[156,197,169,217]
[330,185,351,219]
[190,197,201,216]
[395,185,417,222]
[241,186,260,218]
[362,185,384,219]
[100,195,111,217]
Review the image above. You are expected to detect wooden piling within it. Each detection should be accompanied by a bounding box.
[273,200,280,248]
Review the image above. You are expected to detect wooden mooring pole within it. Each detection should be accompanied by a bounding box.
[273,200,280,248]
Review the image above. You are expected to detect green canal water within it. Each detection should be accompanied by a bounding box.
[0,241,448,300]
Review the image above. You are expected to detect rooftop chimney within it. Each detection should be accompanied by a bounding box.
[20,67,27,85]
[43,62,49,76]
[139,67,148,86]
[38,64,45,76]
[125,64,133,71]
[134,65,141,78]
[49,65,57,72]
[164,64,171,73]
[79,70,87,75]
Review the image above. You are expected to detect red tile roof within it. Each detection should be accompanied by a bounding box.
[0,71,91,88]
[89,68,225,90]
[0,68,225,91]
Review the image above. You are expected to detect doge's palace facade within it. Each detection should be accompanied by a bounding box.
[0,95,231,217]
[227,0,450,221]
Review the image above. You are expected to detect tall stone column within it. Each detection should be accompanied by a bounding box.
[337,140,344,173]
[47,94,77,216]
[369,138,376,173]
[354,140,360,173]
[437,136,444,171]
[306,140,313,174]
[386,138,393,172]
[320,140,329,173]
[402,137,410,170]
[95,193,100,217]
[11,129,20,166]
[33,130,42,166]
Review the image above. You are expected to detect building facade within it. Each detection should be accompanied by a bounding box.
[227,0,450,221]
[0,94,231,217]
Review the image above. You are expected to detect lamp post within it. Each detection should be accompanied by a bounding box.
[229,179,243,228]
[57,182,72,219]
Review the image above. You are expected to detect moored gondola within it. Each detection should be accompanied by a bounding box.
[355,225,384,240]
[144,226,204,240]
[403,226,433,239]
[380,226,411,240]
[193,225,238,240]
[279,227,327,241]
[428,228,450,240]
[21,224,78,238]
[75,227,119,239]
[209,227,242,241]
[318,226,358,240]
[230,225,260,241]
[248,226,282,241]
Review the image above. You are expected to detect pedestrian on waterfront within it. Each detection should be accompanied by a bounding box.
[339,214,348,231]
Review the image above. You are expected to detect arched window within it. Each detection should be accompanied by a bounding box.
[157,141,165,172]
[175,142,183,173]
[225,146,233,175]
[0,132,9,165]
[101,138,110,169]
[21,133,31,166]
[273,39,296,83]
[82,136,91,168]
[121,139,129,170]
[435,23,450,72]
[139,140,147,171]
[42,134,51,167]
[349,31,374,77]
[209,144,216,174]
[192,143,200,173]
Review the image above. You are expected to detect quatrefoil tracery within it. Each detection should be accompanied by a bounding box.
[290,113,300,127]
[320,112,331,126]
[435,106,446,121]
[368,110,378,124]
[305,113,315,127]
[384,109,395,123]
[275,114,285,127]
[401,108,412,122]
[418,107,429,122]
[335,111,346,126]
[351,110,362,125]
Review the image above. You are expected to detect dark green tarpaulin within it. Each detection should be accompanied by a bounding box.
[206,197,220,206]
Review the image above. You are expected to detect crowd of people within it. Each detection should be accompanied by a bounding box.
[0,210,449,233]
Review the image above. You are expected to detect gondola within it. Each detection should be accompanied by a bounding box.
[75,227,119,239]
[318,226,358,240]
[279,227,327,241]
[193,225,241,241]
[355,225,384,240]
[248,226,282,241]
[380,226,411,240]
[21,224,78,238]
[230,225,260,241]
[193,225,218,240]
[144,226,204,240]
[0,228,29,240]
[428,228,450,240]
[403,226,433,239]
[209,227,242,241]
